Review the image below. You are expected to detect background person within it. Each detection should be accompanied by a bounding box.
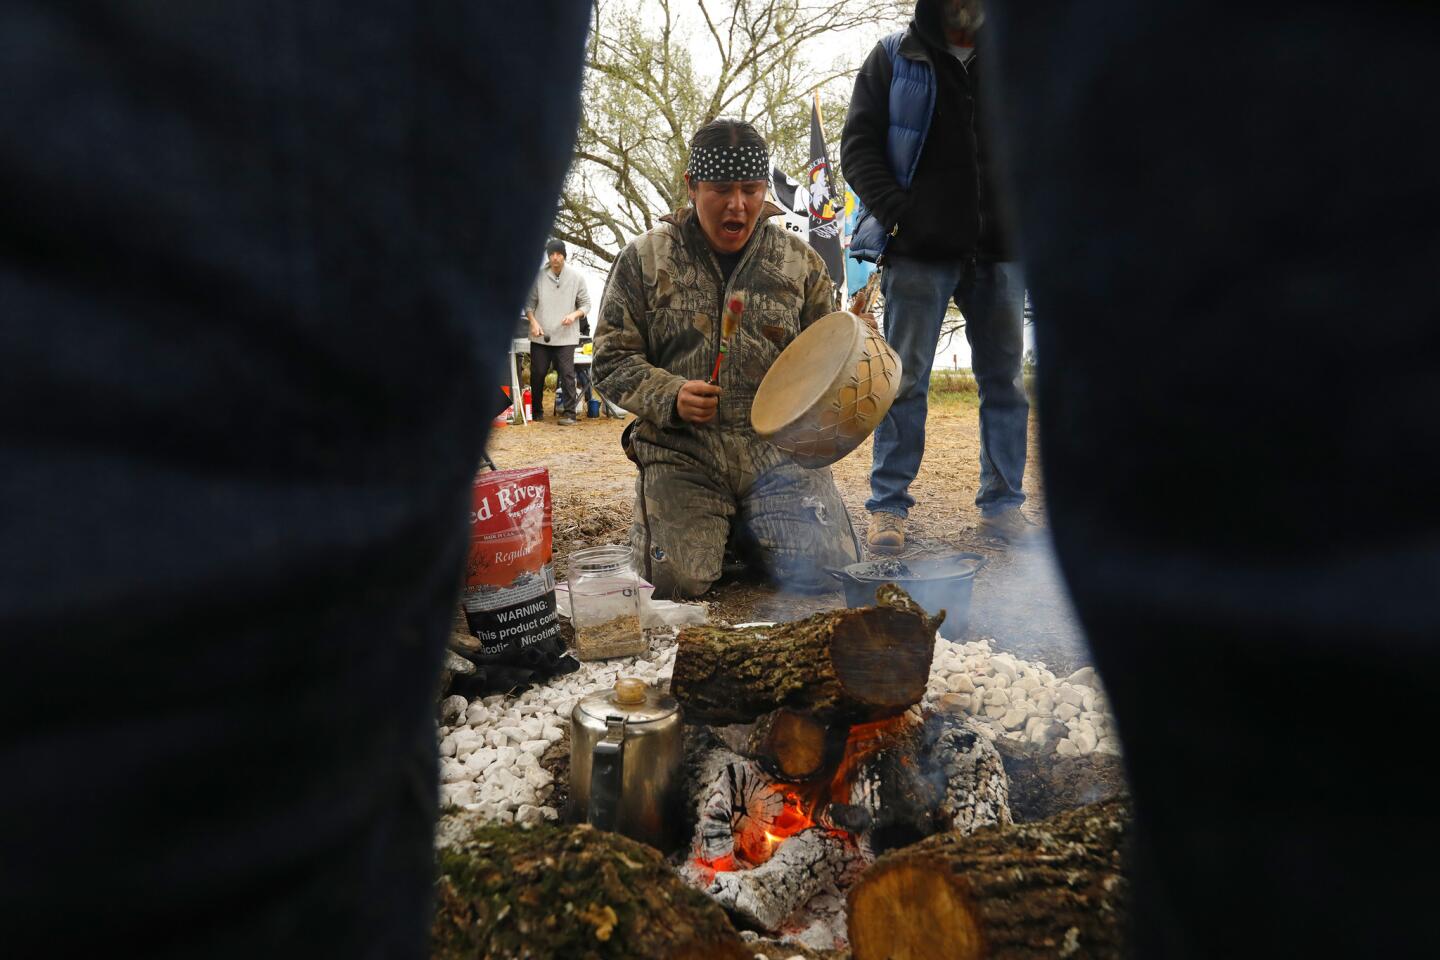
[525,238,589,425]
[844,0,1031,554]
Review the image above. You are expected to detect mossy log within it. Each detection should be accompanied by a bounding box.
[433,822,752,960]
[745,708,847,781]
[672,584,940,724]
[846,798,1130,960]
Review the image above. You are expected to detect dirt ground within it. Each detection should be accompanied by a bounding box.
[488,394,1091,676]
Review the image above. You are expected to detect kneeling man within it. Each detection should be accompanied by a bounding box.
[593,119,859,598]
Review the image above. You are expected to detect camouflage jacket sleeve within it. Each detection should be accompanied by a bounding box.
[798,247,837,330]
[592,243,686,428]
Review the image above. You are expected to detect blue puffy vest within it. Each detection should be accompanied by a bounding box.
[848,32,936,263]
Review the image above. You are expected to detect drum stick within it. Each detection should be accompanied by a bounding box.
[708,295,745,384]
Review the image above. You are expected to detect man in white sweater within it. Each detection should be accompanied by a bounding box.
[525,239,590,424]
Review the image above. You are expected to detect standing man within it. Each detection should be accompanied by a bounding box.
[526,239,589,425]
[843,0,1031,553]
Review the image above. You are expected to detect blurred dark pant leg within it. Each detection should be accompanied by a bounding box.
[558,361,592,411]
[986,2,1440,956]
[0,1,589,956]
[554,345,578,417]
[578,366,594,405]
[530,343,554,420]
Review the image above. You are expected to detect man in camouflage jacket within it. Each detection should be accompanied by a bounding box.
[593,124,859,598]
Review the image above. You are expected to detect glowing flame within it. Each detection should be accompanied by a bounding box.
[825,714,911,805]
[689,713,914,876]
[731,789,815,865]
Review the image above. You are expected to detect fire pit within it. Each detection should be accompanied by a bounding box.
[660,588,1012,950]
[434,585,1125,955]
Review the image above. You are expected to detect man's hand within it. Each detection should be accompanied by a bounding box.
[676,380,722,425]
[847,295,880,333]
[527,313,542,339]
[561,311,578,326]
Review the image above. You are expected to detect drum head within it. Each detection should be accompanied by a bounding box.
[751,311,861,437]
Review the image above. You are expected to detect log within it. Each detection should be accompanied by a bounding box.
[745,708,848,782]
[693,757,788,863]
[846,798,1130,960]
[845,711,1011,855]
[433,822,753,960]
[672,584,940,724]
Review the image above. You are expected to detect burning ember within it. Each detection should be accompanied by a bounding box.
[681,707,1011,950]
[736,789,814,864]
[691,714,912,883]
[692,788,817,883]
[822,714,909,805]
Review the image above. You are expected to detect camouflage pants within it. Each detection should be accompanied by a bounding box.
[628,426,860,599]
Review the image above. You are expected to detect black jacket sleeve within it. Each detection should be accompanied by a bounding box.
[842,42,907,231]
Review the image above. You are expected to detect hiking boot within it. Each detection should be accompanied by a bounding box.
[866,511,906,555]
[978,507,1038,546]
[558,415,577,426]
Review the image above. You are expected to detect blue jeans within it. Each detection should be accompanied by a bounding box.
[867,256,1029,518]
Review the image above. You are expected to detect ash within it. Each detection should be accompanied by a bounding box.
[870,557,913,578]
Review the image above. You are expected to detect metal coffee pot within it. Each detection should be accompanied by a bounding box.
[568,677,683,850]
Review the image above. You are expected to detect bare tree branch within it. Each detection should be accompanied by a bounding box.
[564,0,906,262]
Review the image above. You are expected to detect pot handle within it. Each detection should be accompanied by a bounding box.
[586,716,626,831]
[825,567,849,583]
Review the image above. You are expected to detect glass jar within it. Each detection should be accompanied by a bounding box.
[567,544,646,661]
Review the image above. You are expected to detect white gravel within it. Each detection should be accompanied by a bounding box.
[438,630,1117,826]
[436,638,679,823]
[922,637,1121,757]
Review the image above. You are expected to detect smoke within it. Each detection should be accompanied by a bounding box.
[966,530,1093,674]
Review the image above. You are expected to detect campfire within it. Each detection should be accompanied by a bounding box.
[434,583,1130,960]
[669,586,1011,951]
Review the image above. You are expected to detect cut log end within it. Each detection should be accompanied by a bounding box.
[747,709,841,781]
[672,586,938,725]
[829,608,935,712]
[847,798,1130,960]
[848,856,985,960]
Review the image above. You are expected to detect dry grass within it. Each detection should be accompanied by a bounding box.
[485,387,1084,670]
[927,369,981,409]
